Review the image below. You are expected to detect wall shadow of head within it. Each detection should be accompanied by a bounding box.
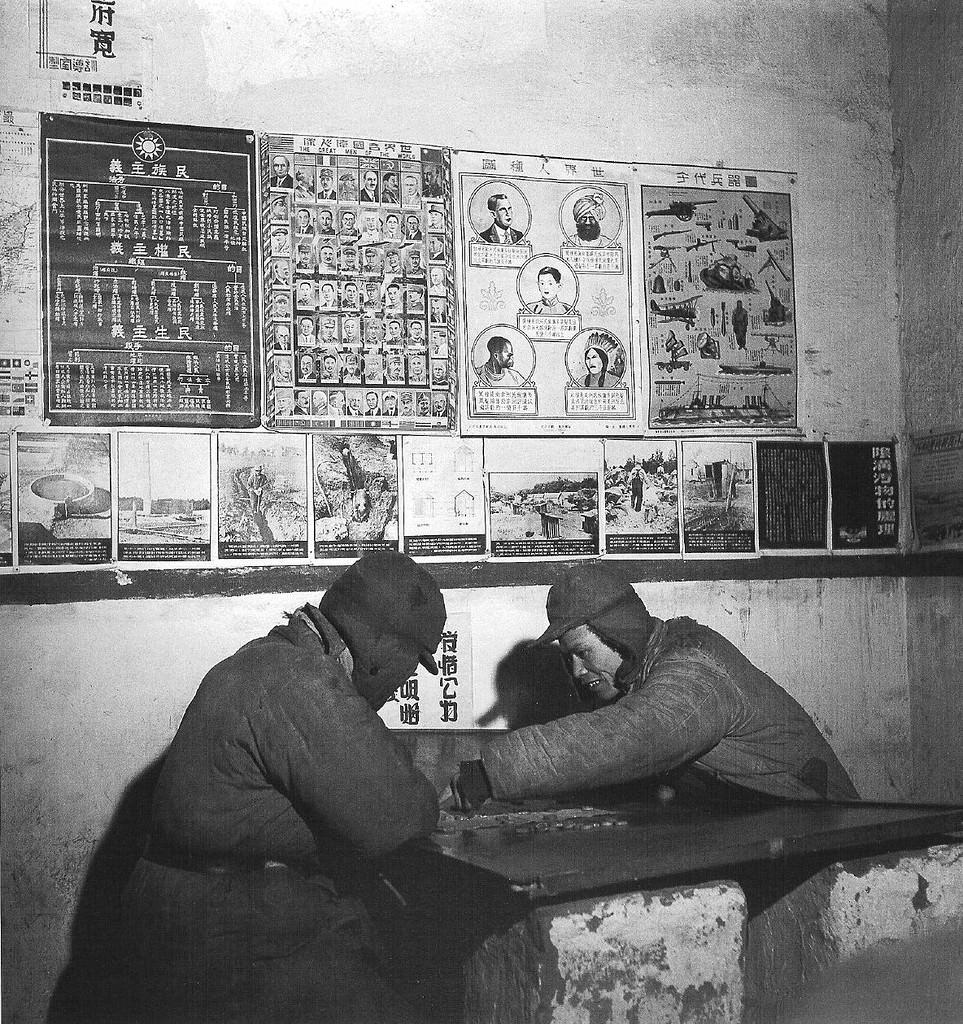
[476,640,582,730]
[48,753,167,1024]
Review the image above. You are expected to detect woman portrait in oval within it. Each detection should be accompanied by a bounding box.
[567,328,625,389]
[582,344,619,388]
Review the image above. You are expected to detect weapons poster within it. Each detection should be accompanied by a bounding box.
[0,434,11,566]
[312,434,399,559]
[603,439,681,556]
[453,150,641,436]
[757,441,828,551]
[41,114,260,427]
[910,427,963,551]
[262,134,455,434]
[828,441,898,551]
[379,609,473,730]
[117,431,212,561]
[640,169,797,432]
[400,436,486,558]
[486,438,602,558]
[17,430,112,564]
[216,432,308,560]
[680,439,757,556]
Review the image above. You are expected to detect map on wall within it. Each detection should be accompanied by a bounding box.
[261,134,456,434]
[640,167,798,432]
[453,150,642,436]
[41,114,260,427]
[1,108,42,423]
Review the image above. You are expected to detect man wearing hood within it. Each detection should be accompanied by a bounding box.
[452,563,857,809]
[123,552,446,1024]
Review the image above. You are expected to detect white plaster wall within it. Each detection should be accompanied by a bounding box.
[0,575,910,1022]
[888,5,963,802]
[0,1,914,1021]
[890,1,963,435]
[0,0,901,435]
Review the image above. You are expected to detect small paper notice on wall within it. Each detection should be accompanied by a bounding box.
[0,434,12,566]
[1,108,43,424]
[680,439,757,556]
[400,436,486,558]
[118,432,212,562]
[603,439,681,556]
[486,438,602,559]
[910,427,963,551]
[30,0,152,114]
[17,430,112,565]
[378,609,473,730]
[216,432,308,561]
[312,434,400,560]
[757,441,828,551]
[828,441,898,551]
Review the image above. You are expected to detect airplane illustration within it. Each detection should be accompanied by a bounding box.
[650,295,699,325]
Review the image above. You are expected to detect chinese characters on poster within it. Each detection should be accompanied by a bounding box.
[641,170,797,432]
[401,436,485,557]
[829,441,898,551]
[680,439,757,555]
[378,610,473,729]
[262,135,455,434]
[603,439,680,555]
[17,430,112,564]
[910,428,963,551]
[757,441,828,551]
[455,151,640,436]
[118,431,211,560]
[41,114,259,427]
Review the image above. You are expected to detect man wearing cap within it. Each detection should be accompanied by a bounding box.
[451,563,857,810]
[123,552,446,1024]
[571,193,617,247]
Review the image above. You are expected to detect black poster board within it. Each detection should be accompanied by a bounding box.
[829,441,899,550]
[41,114,260,427]
[757,441,828,550]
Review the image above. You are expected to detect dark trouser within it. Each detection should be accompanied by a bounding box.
[122,858,430,1024]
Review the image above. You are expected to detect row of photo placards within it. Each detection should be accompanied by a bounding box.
[0,431,897,570]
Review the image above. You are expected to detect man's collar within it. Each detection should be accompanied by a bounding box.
[289,604,354,677]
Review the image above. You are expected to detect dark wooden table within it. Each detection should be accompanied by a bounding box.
[425,799,963,897]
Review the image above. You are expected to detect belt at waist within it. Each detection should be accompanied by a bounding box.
[143,838,318,876]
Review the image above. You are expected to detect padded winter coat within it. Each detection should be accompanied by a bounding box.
[482,616,859,804]
[121,606,438,1023]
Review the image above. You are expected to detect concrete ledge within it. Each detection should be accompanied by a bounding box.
[746,842,963,1023]
[463,881,746,1024]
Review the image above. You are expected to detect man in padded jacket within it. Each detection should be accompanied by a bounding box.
[122,552,446,1024]
[452,563,858,809]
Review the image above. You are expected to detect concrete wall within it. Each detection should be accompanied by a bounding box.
[888,4,963,802]
[1,1,948,1022]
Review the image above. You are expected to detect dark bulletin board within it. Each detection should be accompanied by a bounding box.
[41,114,260,428]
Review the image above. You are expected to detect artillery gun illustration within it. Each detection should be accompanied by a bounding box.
[762,281,791,325]
[645,199,718,222]
[743,196,788,242]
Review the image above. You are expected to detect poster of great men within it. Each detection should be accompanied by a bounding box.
[261,133,455,435]
[454,150,642,436]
